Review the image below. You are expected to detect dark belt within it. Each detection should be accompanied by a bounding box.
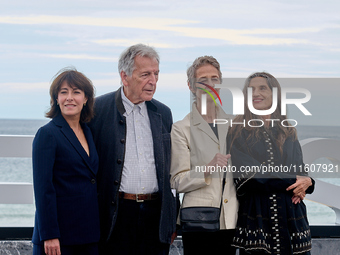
[119,192,159,202]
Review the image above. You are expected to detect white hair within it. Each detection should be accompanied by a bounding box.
[118,44,160,77]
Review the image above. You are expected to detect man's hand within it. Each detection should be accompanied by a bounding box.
[44,238,61,255]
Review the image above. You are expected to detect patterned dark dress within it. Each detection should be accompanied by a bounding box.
[227,127,314,255]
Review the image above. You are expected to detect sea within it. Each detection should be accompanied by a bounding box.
[0,119,340,227]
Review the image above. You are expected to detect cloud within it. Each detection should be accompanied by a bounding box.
[166,27,309,45]
[91,39,177,49]
[0,15,198,29]
[328,48,340,52]
[0,82,49,91]
[42,53,117,62]
[0,15,332,46]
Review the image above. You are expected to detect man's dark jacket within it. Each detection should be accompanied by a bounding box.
[89,88,177,245]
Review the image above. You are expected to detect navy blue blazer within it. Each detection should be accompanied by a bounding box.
[89,88,177,244]
[32,114,100,246]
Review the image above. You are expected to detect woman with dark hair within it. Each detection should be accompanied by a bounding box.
[32,68,100,255]
[227,72,314,255]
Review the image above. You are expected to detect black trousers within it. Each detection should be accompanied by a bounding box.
[182,229,236,255]
[33,243,98,255]
[99,198,170,255]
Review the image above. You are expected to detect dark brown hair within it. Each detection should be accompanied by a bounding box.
[46,68,95,123]
[228,72,297,154]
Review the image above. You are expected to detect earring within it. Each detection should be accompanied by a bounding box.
[84,102,86,106]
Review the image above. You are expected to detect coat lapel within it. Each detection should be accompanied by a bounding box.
[146,100,164,188]
[83,124,98,175]
[191,103,234,153]
[53,114,96,175]
[191,104,219,145]
[216,107,233,154]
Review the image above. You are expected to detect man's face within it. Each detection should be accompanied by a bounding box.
[121,56,159,104]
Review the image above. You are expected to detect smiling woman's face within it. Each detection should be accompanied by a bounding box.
[57,81,87,120]
[248,77,273,110]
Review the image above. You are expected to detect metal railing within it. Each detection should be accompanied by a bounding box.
[0,135,34,204]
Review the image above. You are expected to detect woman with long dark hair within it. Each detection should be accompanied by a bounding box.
[227,72,314,255]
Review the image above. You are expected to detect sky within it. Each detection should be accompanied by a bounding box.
[0,0,339,125]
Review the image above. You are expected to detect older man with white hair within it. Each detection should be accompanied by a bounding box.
[89,44,177,255]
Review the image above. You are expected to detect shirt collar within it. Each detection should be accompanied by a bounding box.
[121,87,147,117]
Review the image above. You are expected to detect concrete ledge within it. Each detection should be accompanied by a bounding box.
[312,239,340,254]
[0,241,33,255]
[0,240,183,255]
[1,239,340,254]
[170,239,183,255]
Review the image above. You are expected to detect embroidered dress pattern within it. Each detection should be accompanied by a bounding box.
[228,127,313,255]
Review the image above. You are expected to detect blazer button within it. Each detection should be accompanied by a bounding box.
[114,180,119,185]
[119,120,124,124]
[91,179,96,184]
[111,201,115,205]
[117,159,122,164]
[224,199,228,203]
[120,139,125,144]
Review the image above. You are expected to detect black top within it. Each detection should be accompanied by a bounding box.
[208,123,219,139]
[227,127,314,255]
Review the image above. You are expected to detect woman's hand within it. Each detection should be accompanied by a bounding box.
[287,176,312,204]
[286,176,312,195]
[291,192,306,204]
[44,238,61,255]
[205,153,231,178]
